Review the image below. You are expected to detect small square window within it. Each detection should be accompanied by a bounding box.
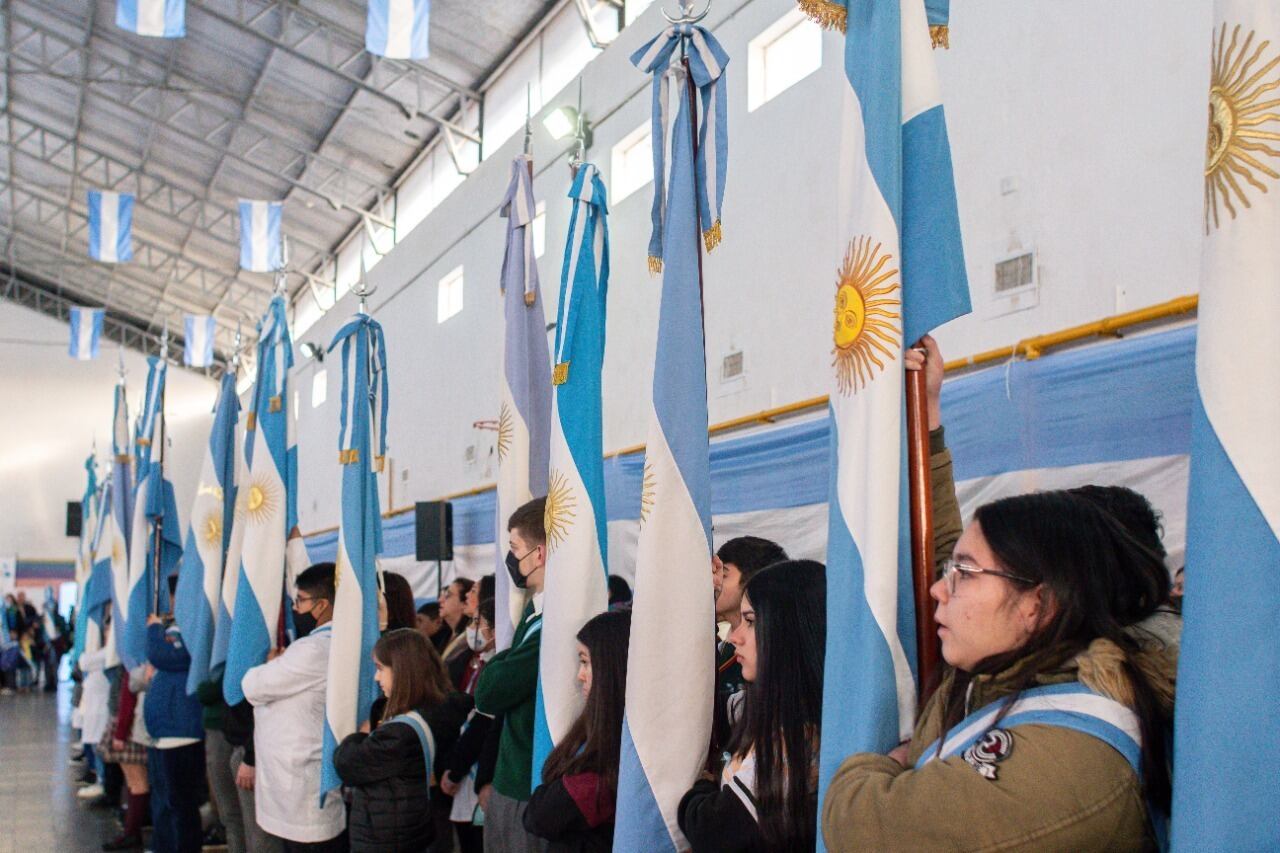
[437,265,465,323]
[611,123,654,204]
[533,200,547,259]
[748,9,823,112]
[312,368,327,408]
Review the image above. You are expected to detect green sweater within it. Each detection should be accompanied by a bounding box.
[473,598,543,801]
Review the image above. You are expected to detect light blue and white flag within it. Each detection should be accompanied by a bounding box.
[174,372,240,694]
[210,418,249,674]
[366,0,430,59]
[72,456,105,662]
[223,296,306,705]
[533,163,611,778]
[1173,5,1280,849]
[116,0,185,38]
[87,190,133,263]
[184,314,217,368]
[494,154,552,650]
[69,307,105,361]
[321,313,390,804]
[808,1,970,843]
[615,29,727,852]
[124,357,182,670]
[239,200,284,273]
[107,380,134,668]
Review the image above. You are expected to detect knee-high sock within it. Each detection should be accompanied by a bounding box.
[123,791,149,836]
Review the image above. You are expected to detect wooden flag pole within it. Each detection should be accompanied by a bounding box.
[906,346,940,704]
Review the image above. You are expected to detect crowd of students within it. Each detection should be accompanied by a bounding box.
[1,589,68,692]
[60,337,1184,852]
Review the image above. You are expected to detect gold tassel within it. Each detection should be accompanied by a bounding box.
[373,455,385,473]
[552,362,570,385]
[136,438,151,448]
[246,413,257,431]
[648,256,664,275]
[796,0,847,32]
[524,290,536,307]
[268,395,282,413]
[930,25,950,49]
[339,448,360,465]
[703,220,723,253]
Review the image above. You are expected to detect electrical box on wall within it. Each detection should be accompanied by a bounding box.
[717,347,746,397]
[990,250,1039,316]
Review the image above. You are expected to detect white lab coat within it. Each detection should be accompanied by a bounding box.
[78,644,112,746]
[241,625,344,843]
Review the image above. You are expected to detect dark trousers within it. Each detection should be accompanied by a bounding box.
[148,741,207,853]
[280,829,349,853]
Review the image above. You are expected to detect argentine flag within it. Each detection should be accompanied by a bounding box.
[87,191,133,263]
[174,372,240,694]
[239,200,284,273]
[116,0,185,38]
[224,296,306,705]
[69,307,104,361]
[533,163,611,779]
[184,314,217,368]
[321,313,390,803]
[72,459,105,662]
[1173,4,1280,849]
[366,0,430,60]
[107,381,134,668]
[210,418,250,673]
[811,0,970,839]
[615,26,728,852]
[494,154,552,650]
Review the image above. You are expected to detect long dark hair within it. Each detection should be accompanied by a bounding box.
[728,560,825,850]
[941,490,1172,810]
[382,572,417,632]
[373,628,450,719]
[541,609,632,800]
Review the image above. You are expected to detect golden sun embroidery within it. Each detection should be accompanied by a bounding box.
[245,478,279,526]
[1205,23,1280,231]
[544,470,577,552]
[639,460,656,525]
[497,402,514,462]
[202,513,223,546]
[832,236,901,396]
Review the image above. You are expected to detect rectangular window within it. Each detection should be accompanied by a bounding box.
[312,368,327,408]
[611,123,654,204]
[437,265,465,323]
[533,200,547,259]
[748,9,823,112]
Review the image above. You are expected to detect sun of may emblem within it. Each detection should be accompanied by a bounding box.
[832,236,901,396]
[1205,23,1280,231]
[245,477,279,525]
[496,402,514,462]
[544,469,577,551]
[202,513,223,546]
[639,461,656,525]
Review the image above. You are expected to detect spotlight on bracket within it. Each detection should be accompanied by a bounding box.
[299,340,324,362]
[543,105,579,141]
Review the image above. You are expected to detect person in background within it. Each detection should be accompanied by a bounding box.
[42,587,69,691]
[442,596,498,853]
[196,670,254,853]
[440,578,476,687]
[821,491,1175,850]
[606,576,631,610]
[76,607,113,805]
[679,560,827,852]
[462,575,494,624]
[381,573,417,633]
[98,660,154,851]
[242,563,346,852]
[144,612,207,853]
[1170,566,1184,613]
[223,683,282,853]
[415,600,444,642]
[474,497,550,853]
[524,609,632,853]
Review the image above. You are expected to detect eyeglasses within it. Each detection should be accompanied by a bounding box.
[938,558,1035,596]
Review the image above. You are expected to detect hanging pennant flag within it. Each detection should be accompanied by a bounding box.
[116,0,185,38]
[69,307,105,361]
[184,314,217,368]
[614,28,728,853]
[366,0,430,60]
[124,357,182,670]
[224,296,307,705]
[797,2,971,846]
[87,190,134,263]
[239,200,284,273]
[494,154,552,650]
[210,417,249,674]
[1173,6,1280,850]
[532,163,611,778]
[106,380,134,668]
[320,312,390,803]
[174,371,240,694]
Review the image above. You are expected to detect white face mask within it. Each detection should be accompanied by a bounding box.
[466,623,484,651]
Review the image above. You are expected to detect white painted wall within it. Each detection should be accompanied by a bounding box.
[0,302,218,559]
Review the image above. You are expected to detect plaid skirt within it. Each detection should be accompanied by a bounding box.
[96,712,148,765]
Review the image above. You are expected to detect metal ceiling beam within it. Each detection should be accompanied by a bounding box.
[59,2,95,254]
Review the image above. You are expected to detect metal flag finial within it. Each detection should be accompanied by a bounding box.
[523,83,533,156]
[662,0,710,23]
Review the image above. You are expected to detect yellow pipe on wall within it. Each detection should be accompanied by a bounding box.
[303,294,1198,538]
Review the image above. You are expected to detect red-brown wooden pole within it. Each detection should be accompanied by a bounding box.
[906,348,940,704]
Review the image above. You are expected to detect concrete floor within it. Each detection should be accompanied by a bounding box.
[0,683,122,853]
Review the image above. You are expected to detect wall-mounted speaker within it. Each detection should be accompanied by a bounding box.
[415,501,453,562]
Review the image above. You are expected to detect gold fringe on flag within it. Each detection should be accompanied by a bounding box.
[703,220,723,253]
[930,25,950,49]
[339,448,360,465]
[136,438,151,448]
[524,290,536,306]
[648,256,664,275]
[796,0,846,32]
[552,362,570,385]
[268,395,282,413]
[246,413,257,431]
[373,455,385,473]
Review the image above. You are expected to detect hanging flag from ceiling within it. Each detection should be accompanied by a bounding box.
[87,190,134,264]
[116,0,185,38]
[184,315,217,368]
[69,307,104,361]
[366,0,431,60]
[239,200,285,273]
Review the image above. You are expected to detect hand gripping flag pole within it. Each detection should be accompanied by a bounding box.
[615,20,728,852]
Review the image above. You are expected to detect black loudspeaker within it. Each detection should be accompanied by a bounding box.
[415,501,454,562]
[66,501,83,538]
